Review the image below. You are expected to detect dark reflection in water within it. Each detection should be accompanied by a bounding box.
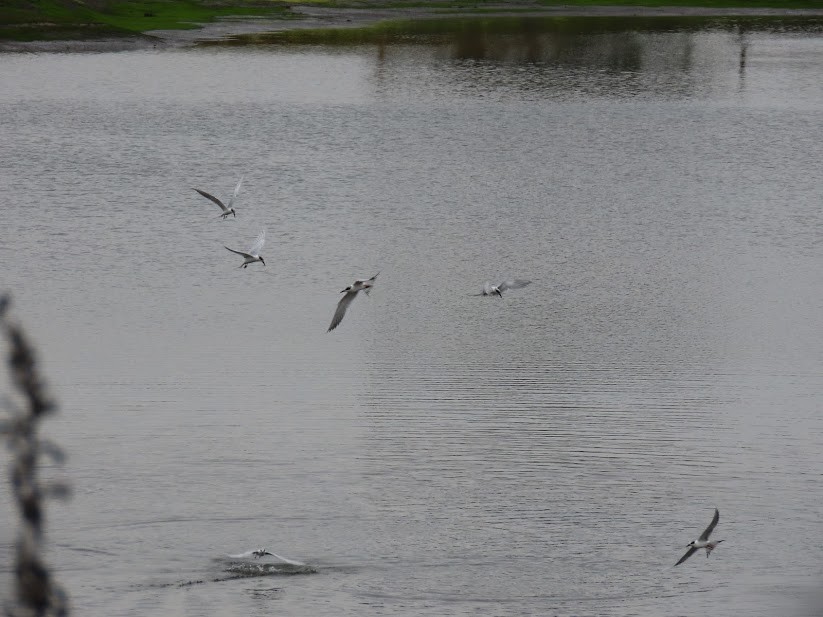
[208,15,823,45]
[203,15,823,101]
[207,15,823,63]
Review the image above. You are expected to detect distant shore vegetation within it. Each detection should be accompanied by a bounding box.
[2,0,823,43]
[0,0,294,42]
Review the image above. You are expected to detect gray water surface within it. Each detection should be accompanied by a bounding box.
[1,17,822,617]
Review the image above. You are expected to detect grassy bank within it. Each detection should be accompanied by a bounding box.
[295,0,823,7]
[0,0,294,42]
[2,0,823,43]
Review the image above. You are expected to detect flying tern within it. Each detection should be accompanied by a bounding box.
[193,175,244,219]
[675,508,723,566]
[328,272,379,332]
[225,229,266,268]
[477,279,531,297]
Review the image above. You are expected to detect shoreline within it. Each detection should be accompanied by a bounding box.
[3,4,823,53]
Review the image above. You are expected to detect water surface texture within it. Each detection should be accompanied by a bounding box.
[1,16,823,617]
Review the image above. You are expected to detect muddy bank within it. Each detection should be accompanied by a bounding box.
[3,4,823,52]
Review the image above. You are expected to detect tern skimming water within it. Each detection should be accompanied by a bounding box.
[252,548,273,558]
[225,229,266,268]
[193,175,244,219]
[228,549,305,566]
[258,550,304,566]
[477,279,531,297]
[675,508,723,566]
[328,272,379,332]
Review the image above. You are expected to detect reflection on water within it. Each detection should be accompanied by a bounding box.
[204,15,823,102]
[209,15,823,48]
[209,15,823,70]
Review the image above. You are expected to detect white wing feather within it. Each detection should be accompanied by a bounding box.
[228,174,245,208]
[269,552,305,566]
[248,229,266,255]
[498,279,531,291]
[328,291,357,332]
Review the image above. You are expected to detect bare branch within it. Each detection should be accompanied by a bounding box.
[1,294,70,616]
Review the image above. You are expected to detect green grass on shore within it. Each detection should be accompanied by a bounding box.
[538,0,823,7]
[295,0,823,7]
[0,0,293,42]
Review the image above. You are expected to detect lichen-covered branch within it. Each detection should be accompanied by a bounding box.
[1,295,69,617]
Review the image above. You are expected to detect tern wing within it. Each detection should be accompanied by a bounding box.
[227,174,245,208]
[328,291,358,332]
[225,246,252,259]
[193,188,228,213]
[675,546,698,566]
[360,272,380,295]
[248,229,266,255]
[269,552,305,566]
[699,509,720,541]
[354,272,380,285]
[498,279,531,291]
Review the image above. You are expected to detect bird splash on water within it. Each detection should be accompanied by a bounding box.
[193,174,244,219]
[328,272,379,332]
[675,508,724,566]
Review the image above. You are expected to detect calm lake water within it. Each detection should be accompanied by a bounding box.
[1,15,823,617]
